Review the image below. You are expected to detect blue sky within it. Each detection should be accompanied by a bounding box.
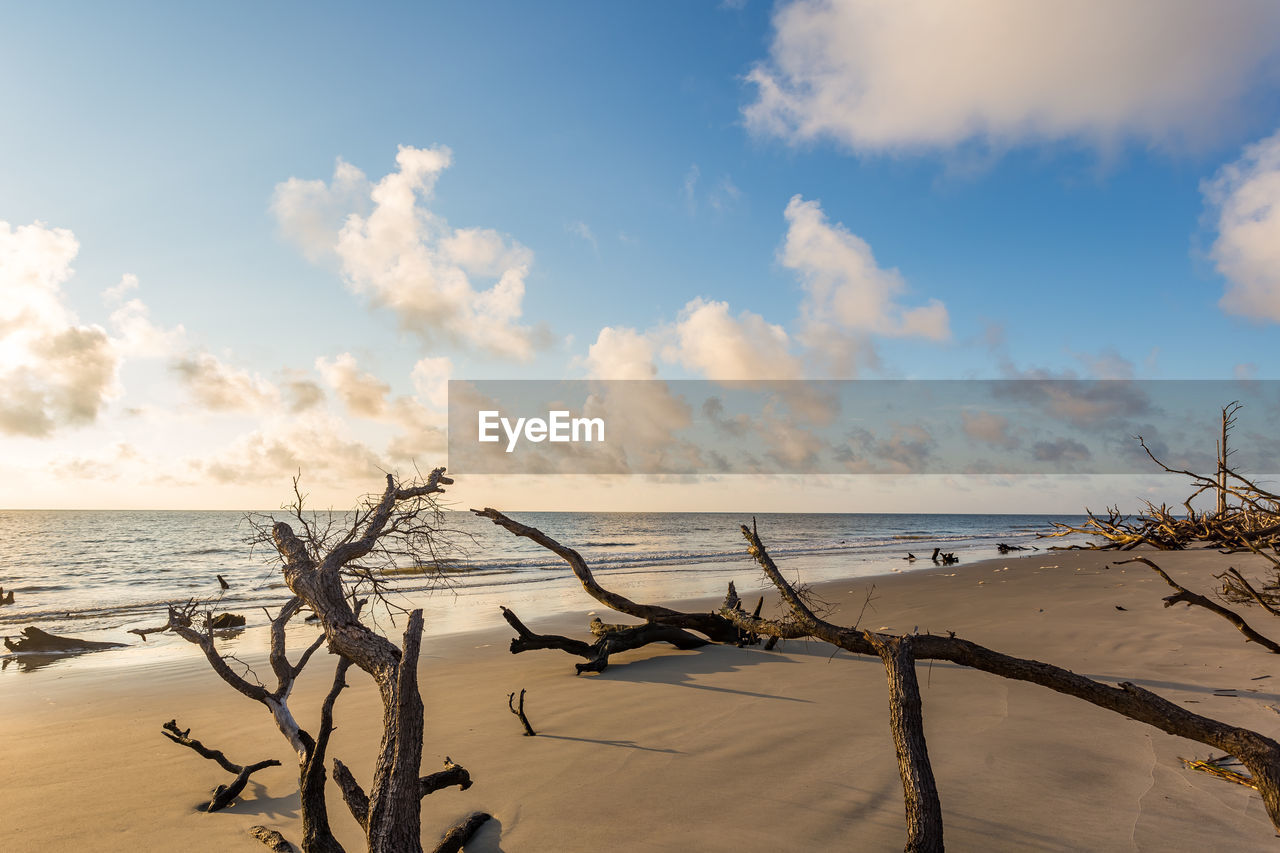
[3,1,1280,510]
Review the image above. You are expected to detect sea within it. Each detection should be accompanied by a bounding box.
[0,510,1093,659]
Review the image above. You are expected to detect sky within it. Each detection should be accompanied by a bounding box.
[2,0,1280,512]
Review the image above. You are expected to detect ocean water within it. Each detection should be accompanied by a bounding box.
[0,510,1089,650]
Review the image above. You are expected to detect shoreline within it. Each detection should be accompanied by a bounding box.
[4,546,1279,850]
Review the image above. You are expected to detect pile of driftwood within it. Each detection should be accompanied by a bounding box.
[1041,404,1280,605]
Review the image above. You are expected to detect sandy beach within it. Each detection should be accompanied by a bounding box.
[2,545,1279,852]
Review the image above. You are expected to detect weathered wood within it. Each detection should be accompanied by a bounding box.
[421,758,473,796]
[3,626,124,653]
[430,812,492,853]
[500,605,709,674]
[149,469,473,853]
[867,633,943,853]
[208,612,246,629]
[250,826,296,852]
[508,688,536,736]
[474,507,743,644]
[722,522,1280,837]
[1117,557,1280,654]
[332,758,370,831]
[160,720,282,812]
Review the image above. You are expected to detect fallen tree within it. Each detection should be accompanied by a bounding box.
[718,520,1280,849]
[477,503,1280,848]
[145,470,491,853]
[473,507,765,672]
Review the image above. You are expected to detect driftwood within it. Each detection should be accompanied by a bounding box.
[208,612,246,629]
[476,507,768,672]
[719,521,1280,842]
[147,469,488,853]
[161,719,281,812]
[270,470,491,853]
[474,507,747,645]
[867,633,943,853]
[1117,557,1280,654]
[3,626,124,654]
[500,605,711,674]
[508,688,536,736]
[430,812,492,853]
[250,826,296,852]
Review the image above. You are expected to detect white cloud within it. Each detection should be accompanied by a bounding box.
[746,0,1280,153]
[171,352,279,412]
[274,145,539,359]
[314,352,448,460]
[583,326,658,379]
[781,195,947,375]
[194,411,388,486]
[411,356,452,410]
[0,221,121,436]
[271,159,371,262]
[1204,128,1280,322]
[670,297,803,380]
[315,353,392,418]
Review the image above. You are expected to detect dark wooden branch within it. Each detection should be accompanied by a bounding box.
[3,626,124,654]
[1117,557,1280,654]
[249,826,295,852]
[475,508,741,643]
[430,812,492,853]
[323,469,451,575]
[160,720,282,812]
[508,689,536,736]
[332,758,369,832]
[500,605,709,674]
[867,633,943,853]
[421,759,473,797]
[740,523,1280,835]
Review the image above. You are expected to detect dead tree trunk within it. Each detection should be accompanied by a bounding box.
[720,521,1280,838]
[866,634,943,853]
[272,470,489,853]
